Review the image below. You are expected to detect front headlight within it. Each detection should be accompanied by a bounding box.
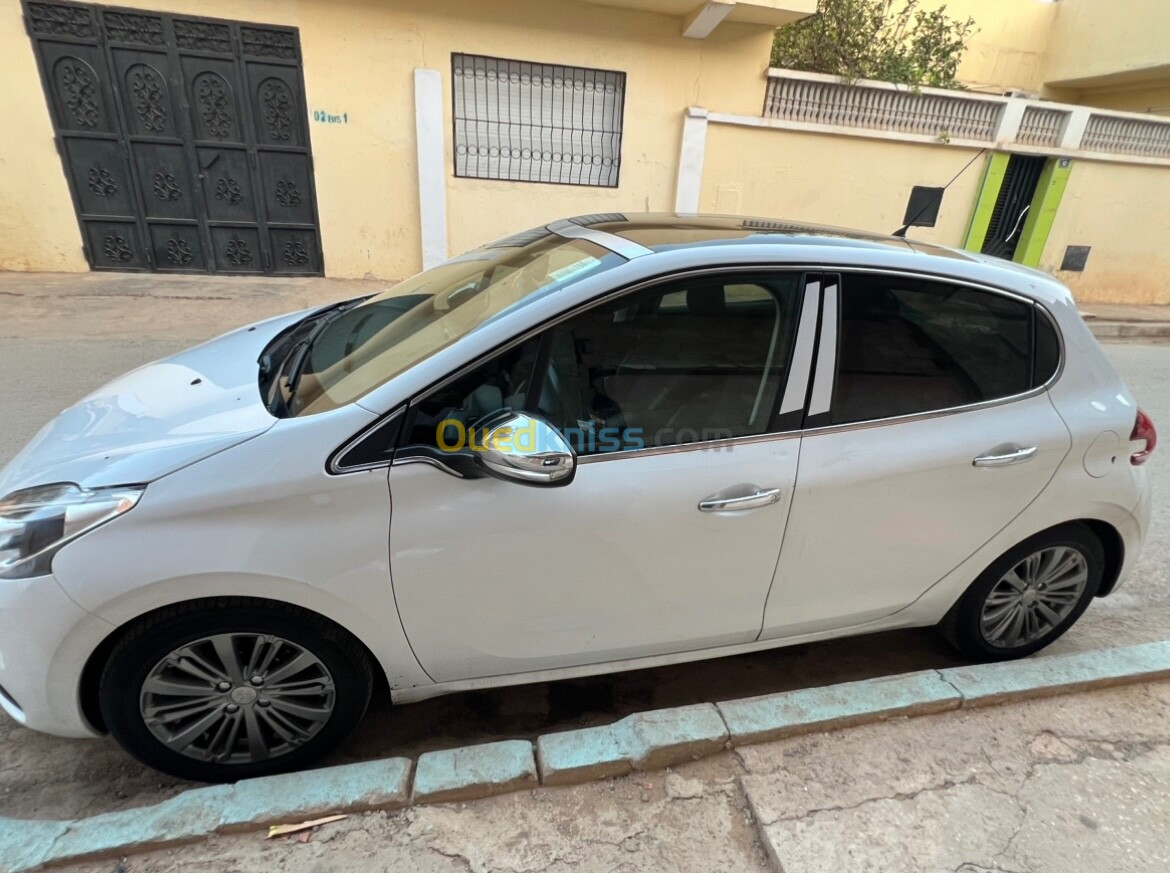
[0,483,143,580]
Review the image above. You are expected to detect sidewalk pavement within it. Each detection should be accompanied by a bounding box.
[51,680,1170,873]
[2,271,1169,342]
[0,271,390,342]
[1078,303,1170,341]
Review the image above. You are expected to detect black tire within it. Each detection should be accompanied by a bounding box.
[939,523,1104,662]
[100,597,374,783]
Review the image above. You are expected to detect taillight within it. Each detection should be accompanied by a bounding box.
[1130,408,1157,466]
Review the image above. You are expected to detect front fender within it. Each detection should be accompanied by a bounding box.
[79,572,432,691]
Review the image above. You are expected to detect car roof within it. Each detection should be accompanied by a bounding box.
[568,211,952,256]
[557,212,1072,306]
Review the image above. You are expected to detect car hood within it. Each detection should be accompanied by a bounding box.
[0,309,314,495]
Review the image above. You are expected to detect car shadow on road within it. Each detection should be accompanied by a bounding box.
[340,627,971,764]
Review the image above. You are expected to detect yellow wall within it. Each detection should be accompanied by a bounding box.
[0,3,87,272]
[0,0,775,279]
[918,0,1057,95]
[697,124,985,247]
[1063,83,1170,117]
[914,0,1170,110]
[1040,161,1170,305]
[1043,0,1170,90]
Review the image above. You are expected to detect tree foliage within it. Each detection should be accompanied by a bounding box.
[771,0,977,89]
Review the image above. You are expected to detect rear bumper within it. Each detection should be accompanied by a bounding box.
[0,573,107,738]
[1111,481,1153,595]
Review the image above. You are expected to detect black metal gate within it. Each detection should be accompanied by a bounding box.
[981,154,1047,262]
[23,0,323,275]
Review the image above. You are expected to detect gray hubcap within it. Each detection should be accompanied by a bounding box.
[980,546,1089,649]
[140,633,335,764]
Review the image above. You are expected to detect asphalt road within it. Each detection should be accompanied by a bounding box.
[0,306,1165,821]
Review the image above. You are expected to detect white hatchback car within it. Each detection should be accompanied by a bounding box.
[0,215,1155,782]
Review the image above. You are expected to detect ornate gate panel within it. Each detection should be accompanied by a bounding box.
[23,1,323,275]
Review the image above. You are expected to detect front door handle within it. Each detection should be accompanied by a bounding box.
[973,445,1037,467]
[698,487,782,512]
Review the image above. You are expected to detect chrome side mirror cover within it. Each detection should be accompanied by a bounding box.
[473,412,576,487]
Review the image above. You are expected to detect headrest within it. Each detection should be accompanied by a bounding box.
[686,286,725,316]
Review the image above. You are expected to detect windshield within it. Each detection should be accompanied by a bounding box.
[274,234,617,417]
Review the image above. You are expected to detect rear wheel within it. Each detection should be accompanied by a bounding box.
[940,524,1103,661]
[100,599,373,782]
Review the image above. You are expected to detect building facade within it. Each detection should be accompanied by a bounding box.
[1,0,1168,303]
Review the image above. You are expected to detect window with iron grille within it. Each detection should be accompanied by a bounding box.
[451,53,626,188]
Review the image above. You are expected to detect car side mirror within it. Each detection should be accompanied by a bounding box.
[473,412,576,487]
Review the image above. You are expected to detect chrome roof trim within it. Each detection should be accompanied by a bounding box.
[547,218,654,260]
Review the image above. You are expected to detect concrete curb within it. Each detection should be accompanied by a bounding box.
[1088,321,1170,341]
[537,703,728,786]
[3,640,1169,872]
[8,758,412,871]
[943,640,1170,707]
[717,670,961,745]
[412,740,537,804]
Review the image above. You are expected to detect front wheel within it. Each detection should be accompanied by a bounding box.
[940,524,1104,661]
[100,598,373,782]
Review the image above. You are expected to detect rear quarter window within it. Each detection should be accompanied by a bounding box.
[1033,307,1061,387]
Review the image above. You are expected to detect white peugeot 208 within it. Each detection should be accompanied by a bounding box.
[0,215,1155,781]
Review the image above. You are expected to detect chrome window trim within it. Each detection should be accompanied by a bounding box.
[807,277,839,417]
[546,219,653,260]
[391,454,467,478]
[327,408,405,475]
[800,381,1054,437]
[800,267,1066,437]
[778,277,820,416]
[576,429,801,465]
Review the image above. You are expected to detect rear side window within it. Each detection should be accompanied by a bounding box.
[831,274,1037,425]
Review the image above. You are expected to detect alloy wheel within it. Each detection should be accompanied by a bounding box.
[140,633,336,764]
[979,546,1089,649]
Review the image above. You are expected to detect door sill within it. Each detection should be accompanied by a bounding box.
[390,612,919,704]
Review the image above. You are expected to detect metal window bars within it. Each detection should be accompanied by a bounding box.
[452,53,626,187]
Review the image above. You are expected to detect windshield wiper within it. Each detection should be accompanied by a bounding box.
[278,302,361,413]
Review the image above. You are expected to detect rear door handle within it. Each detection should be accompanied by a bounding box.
[973,445,1037,467]
[698,487,782,512]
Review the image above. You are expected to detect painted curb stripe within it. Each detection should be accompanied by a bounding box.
[942,639,1170,707]
[537,703,728,786]
[4,640,1170,872]
[412,739,537,803]
[717,670,961,745]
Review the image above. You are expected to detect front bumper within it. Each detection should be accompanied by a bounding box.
[0,573,108,738]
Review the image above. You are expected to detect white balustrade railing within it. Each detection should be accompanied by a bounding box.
[1017,106,1066,148]
[760,69,1170,162]
[763,72,1003,141]
[1081,113,1170,158]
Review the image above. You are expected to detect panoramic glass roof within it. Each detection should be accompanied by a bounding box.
[573,212,975,260]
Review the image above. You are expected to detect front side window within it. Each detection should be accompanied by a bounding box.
[539,275,802,454]
[275,234,617,417]
[399,272,804,461]
[831,274,1036,425]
